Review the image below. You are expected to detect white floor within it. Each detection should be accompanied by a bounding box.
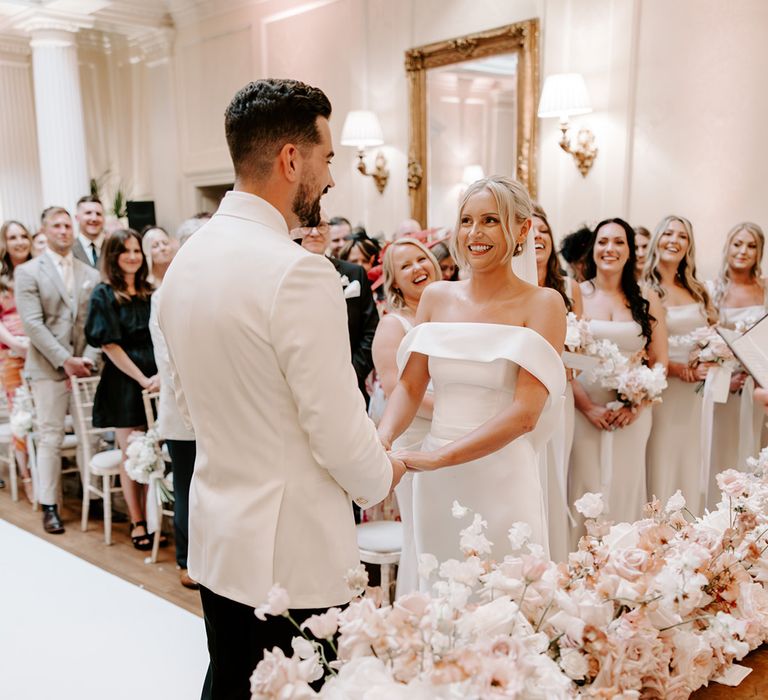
[0,519,209,699]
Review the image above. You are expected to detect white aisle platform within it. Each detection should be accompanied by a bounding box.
[0,519,209,699]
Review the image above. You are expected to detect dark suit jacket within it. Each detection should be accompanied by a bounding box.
[72,238,97,267]
[328,257,379,400]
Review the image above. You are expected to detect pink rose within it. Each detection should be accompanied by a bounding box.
[302,608,340,639]
[716,469,750,498]
[254,584,291,620]
[609,548,650,582]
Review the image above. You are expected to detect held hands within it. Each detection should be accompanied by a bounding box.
[730,371,747,394]
[63,356,94,379]
[584,402,640,431]
[387,453,406,491]
[608,405,641,430]
[390,449,443,472]
[679,361,716,383]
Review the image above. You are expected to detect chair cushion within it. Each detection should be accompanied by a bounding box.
[356,521,403,554]
[62,434,78,450]
[90,449,122,473]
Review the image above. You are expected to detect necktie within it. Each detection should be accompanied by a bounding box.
[90,242,99,267]
[60,257,74,298]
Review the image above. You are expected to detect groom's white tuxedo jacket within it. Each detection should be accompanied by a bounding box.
[159,191,391,609]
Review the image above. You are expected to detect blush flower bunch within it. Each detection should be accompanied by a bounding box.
[251,456,768,699]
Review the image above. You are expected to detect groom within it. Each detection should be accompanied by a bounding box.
[159,79,405,699]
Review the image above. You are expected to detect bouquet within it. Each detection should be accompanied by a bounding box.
[564,312,594,352]
[251,451,768,699]
[10,385,34,440]
[587,341,667,410]
[685,326,734,367]
[124,428,173,503]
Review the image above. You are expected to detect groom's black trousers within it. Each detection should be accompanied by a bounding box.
[199,585,336,700]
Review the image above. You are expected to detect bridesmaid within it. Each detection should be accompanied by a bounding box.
[533,204,582,561]
[708,223,767,488]
[569,219,667,534]
[644,215,717,515]
[371,238,441,595]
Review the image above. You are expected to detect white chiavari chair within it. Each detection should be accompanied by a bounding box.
[356,520,402,603]
[70,376,123,544]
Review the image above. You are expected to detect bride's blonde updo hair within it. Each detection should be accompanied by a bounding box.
[450,175,533,271]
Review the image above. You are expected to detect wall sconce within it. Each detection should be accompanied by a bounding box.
[537,73,598,177]
[340,110,389,193]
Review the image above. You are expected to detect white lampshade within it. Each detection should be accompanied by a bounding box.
[340,110,384,148]
[462,164,485,184]
[537,73,592,119]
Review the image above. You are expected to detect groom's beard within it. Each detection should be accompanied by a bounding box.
[292,181,326,228]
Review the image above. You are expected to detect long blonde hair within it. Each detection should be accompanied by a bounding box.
[451,176,533,271]
[710,222,765,309]
[643,215,717,324]
[382,238,440,310]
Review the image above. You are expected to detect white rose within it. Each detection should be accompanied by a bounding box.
[507,521,532,551]
[574,491,604,519]
[451,500,469,519]
[254,584,291,620]
[559,648,589,680]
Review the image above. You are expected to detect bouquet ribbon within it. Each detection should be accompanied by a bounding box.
[739,375,757,469]
[699,364,733,503]
[600,429,614,506]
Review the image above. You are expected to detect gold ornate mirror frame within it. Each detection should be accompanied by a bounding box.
[405,19,540,227]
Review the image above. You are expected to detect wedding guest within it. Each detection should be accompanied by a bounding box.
[149,224,199,589]
[158,78,401,699]
[72,195,106,268]
[393,218,422,240]
[15,207,101,534]
[339,236,379,273]
[371,238,440,595]
[140,226,174,286]
[85,229,160,550]
[32,231,48,257]
[533,205,582,561]
[0,220,34,500]
[329,216,352,257]
[559,226,592,282]
[173,214,212,251]
[429,239,459,281]
[300,215,379,405]
[708,223,767,478]
[644,215,716,515]
[569,219,667,534]
[634,226,651,278]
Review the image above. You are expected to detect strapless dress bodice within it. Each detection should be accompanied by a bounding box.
[428,356,518,440]
[588,319,645,354]
[666,303,708,364]
[719,304,765,330]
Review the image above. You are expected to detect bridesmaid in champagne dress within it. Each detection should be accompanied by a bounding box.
[708,223,767,504]
[644,216,717,516]
[533,204,583,562]
[569,219,667,539]
[371,238,441,595]
[378,176,566,568]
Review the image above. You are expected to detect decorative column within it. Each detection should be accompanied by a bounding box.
[19,16,91,212]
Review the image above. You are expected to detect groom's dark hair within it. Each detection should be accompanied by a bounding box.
[225,78,332,181]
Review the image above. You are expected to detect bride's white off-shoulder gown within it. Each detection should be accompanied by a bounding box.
[397,323,566,567]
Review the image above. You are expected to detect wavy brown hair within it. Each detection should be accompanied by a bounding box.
[710,222,765,309]
[0,220,33,293]
[532,204,572,312]
[100,229,153,303]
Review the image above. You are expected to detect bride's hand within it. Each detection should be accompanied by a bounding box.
[390,449,442,472]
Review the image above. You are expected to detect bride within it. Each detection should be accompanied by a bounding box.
[376,176,566,565]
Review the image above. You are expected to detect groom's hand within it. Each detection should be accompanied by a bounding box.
[388,454,406,492]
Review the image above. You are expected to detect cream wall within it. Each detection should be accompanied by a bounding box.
[1,0,766,278]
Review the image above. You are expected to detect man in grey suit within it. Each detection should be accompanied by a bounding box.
[16,206,101,533]
[72,195,105,268]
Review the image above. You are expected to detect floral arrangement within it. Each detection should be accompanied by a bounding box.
[9,385,34,440]
[251,447,768,699]
[668,327,735,368]
[586,340,667,410]
[124,428,173,503]
[564,312,595,353]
